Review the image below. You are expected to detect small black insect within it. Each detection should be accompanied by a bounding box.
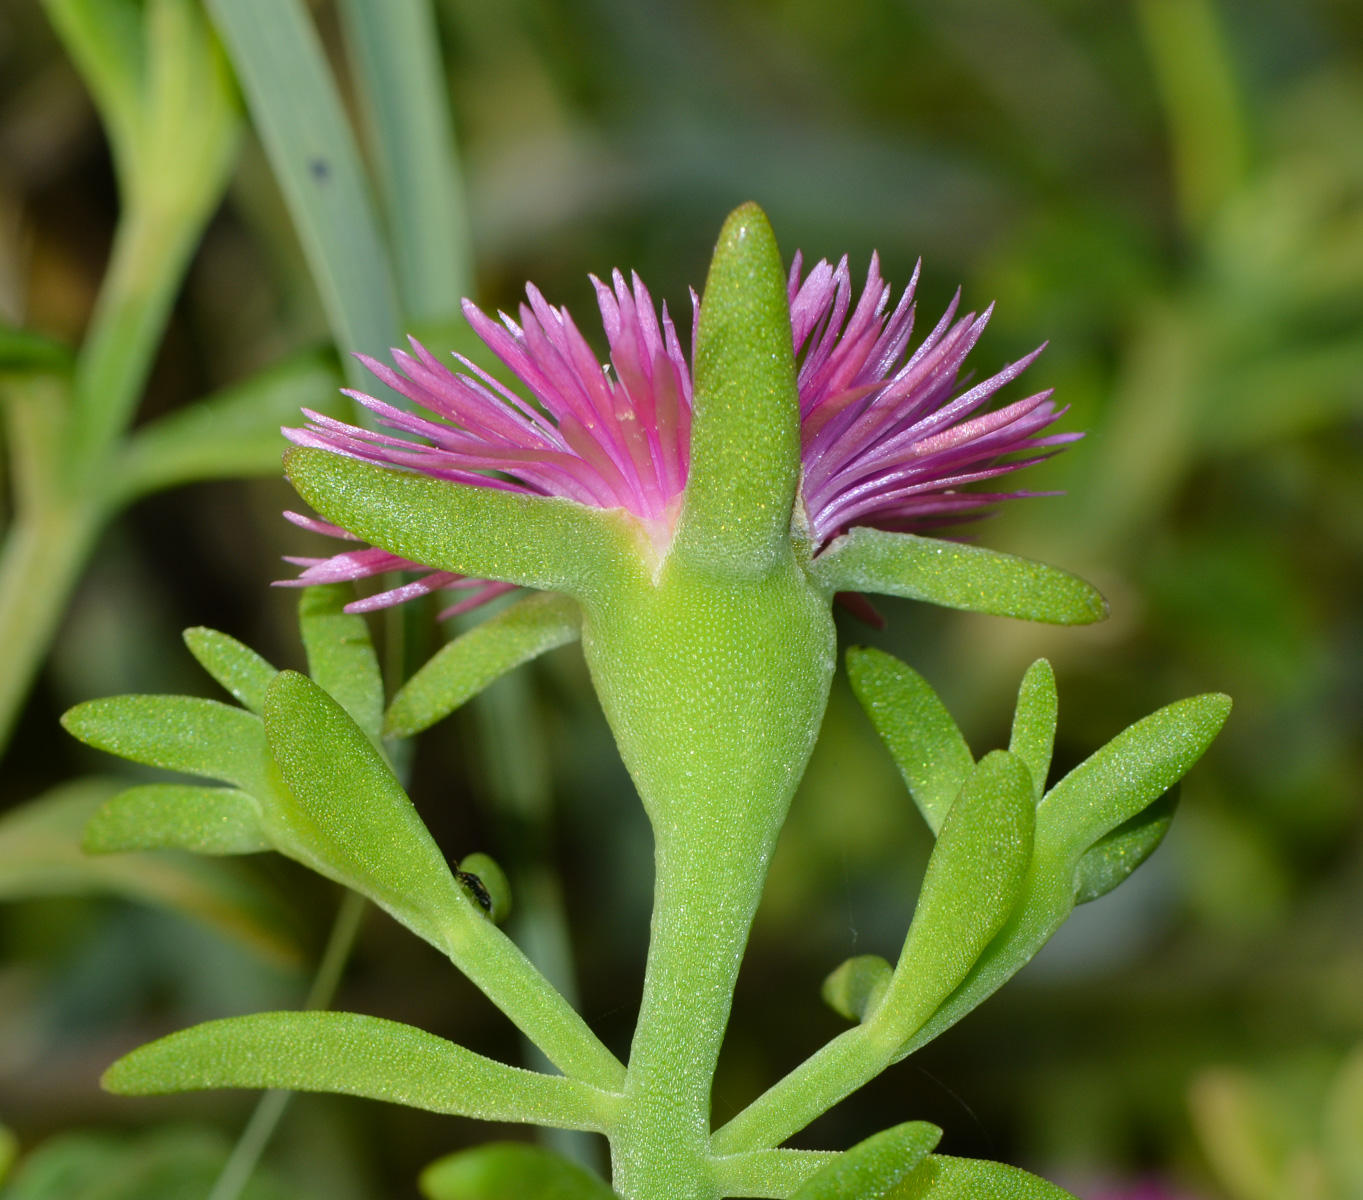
[309,157,330,181]
[456,869,493,913]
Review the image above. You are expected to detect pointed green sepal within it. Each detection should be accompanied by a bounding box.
[102,1011,617,1131]
[183,626,278,714]
[1009,659,1058,799]
[846,647,973,834]
[673,202,800,578]
[84,784,269,856]
[813,529,1107,625]
[284,448,636,599]
[385,592,580,738]
[791,1122,942,1200]
[298,584,384,741]
[420,1143,618,1200]
[878,751,1034,1045]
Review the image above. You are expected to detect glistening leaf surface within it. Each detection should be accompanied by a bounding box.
[814,529,1107,625]
[419,1143,618,1200]
[791,1122,942,1200]
[386,592,581,738]
[84,784,269,856]
[298,585,384,741]
[263,671,467,945]
[676,202,800,577]
[897,1156,1079,1200]
[183,627,278,714]
[846,647,972,834]
[284,448,634,598]
[103,1011,614,1130]
[1008,660,1057,799]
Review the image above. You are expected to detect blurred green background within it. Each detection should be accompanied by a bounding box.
[4,0,1363,1196]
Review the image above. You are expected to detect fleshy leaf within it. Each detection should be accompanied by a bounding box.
[457,853,512,925]
[674,202,800,578]
[103,1011,615,1130]
[115,350,344,500]
[61,696,272,794]
[813,529,1107,625]
[878,752,1034,1044]
[1008,660,1057,799]
[284,448,635,598]
[712,1151,841,1198]
[791,1122,942,1200]
[900,694,1231,1057]
[846,647,972,834]
[419,1143,617,1200]
[822,955,893,1023]
[385,592,580,739]
[0,779,297,964]
[1074,785,1178,904]
[898,1155,1079,1199]
[262,671,469,945]
[298,585,384,741]
[84,784,269,856]
[183,626,278,714]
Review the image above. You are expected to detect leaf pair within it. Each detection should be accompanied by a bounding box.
[843,646,1229,1058]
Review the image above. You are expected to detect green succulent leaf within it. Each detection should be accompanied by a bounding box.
[813,530,1107,625]
[386,591,580,739]
[457,853,512,925]
[711,1150,841,1198]
[284,448,637,599]
[298,585,384,741]
[879,752,1034,1046]
[846,647,972,834]
[790,1122,942,1199]
[84,784,269,856]
[61,695,272,794]
[182,627,278,714]
[116,350,344,501]
[822,955,893,1023]
[898,1155,1079,1199]
[674,202,800,578]
[103,1011,616,1130]
[1074,785,1179,904]
[419,1143,617,1200]
[900,694,1231,1058]
[262,670,468,945]
[1008,660,1057,799]
[0,779,297,964]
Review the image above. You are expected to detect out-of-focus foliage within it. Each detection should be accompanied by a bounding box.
[0,0,1362,1195]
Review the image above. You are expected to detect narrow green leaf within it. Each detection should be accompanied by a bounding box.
[1074,785,1178,904]
[336,0,471,321]
[298,585,384,741]
[203,0,403,395]
[846,647,973,835]
[84,784,269,856]
[62,695,272,794]
[420,1143,617,1200]
[284,448,634,599]
[1040,694,1230,854]
[822,955,893,1023]
[674,202,800,578]
[183,627,278,714]
[813,529,1108,626]
[116,350,344,500]
[897,1155,1079,1199]
[0,323,73,373]
[103,1011,616,1130]
[0,780,297,964]
[386,592,581,738]
[1008,660,1057,799]
[791,1122,942,1200]
[878,752,1034,1044]
[711,1150,841,1199]
[263,671,468,944]
[899,695,1231,1058]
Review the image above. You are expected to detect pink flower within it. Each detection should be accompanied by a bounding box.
[279,256,1076,615]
